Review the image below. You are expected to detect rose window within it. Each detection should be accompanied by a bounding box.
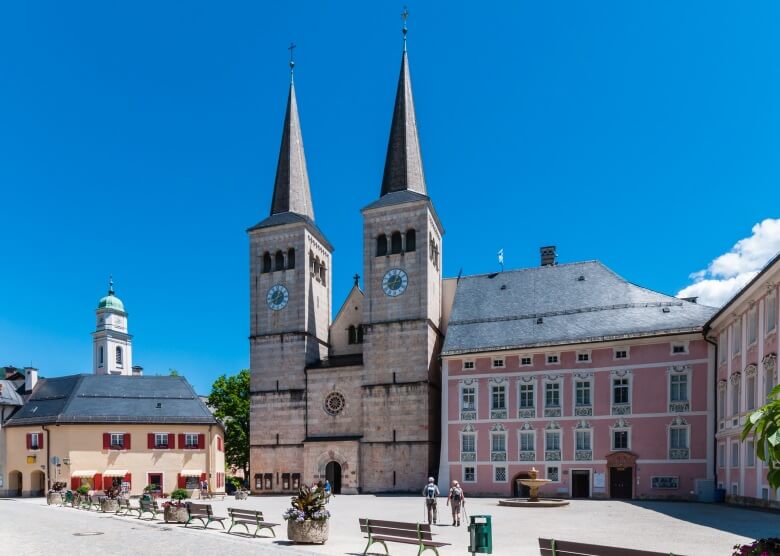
[324,392,346,416]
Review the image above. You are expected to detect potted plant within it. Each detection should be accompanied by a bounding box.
[732,538,780,555]
[100,486,121,513]
[47,482,67,505]
[75,484,90,508]
[143,484,160,500]
[163,488,190,523]
[283,485,330,544]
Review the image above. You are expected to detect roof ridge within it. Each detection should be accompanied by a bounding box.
[449,260,601,281]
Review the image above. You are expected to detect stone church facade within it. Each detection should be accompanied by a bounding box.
[248,42,443,494]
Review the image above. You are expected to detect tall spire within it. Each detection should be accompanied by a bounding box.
[379,9,427,197]
[269,45,315,220]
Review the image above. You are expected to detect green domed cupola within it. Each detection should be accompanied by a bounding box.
[98,277,125,312]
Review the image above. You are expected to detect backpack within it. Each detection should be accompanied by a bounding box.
[451,487,462,502]
[425,484,437,499]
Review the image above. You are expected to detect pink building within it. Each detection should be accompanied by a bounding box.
[438,252,717,499]
[708,253,779,508]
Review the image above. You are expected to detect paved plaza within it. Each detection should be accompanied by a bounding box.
[1,495,777,555]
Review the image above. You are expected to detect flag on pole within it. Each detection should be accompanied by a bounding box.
[498,249,504,271]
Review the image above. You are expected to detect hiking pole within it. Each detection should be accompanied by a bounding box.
[462,500,468,522]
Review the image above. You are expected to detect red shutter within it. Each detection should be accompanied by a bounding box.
[177,474,185,489]
[26,433,31,449]
[178,433,185,450]
[124,433,131,450]
[93,473,103,491]
[71,477,80,490]
[217,437,223,451]
[124,473,131,484]
[148,433,154,449]
[36,433,42,449]
[103,433,110,450]
[198,434,205,449]
[200,473,207,487]
[168,433,175,449]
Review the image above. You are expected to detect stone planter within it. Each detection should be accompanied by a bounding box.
[164,505,189,523]
[47,492,64,505]
[287,519,329,544]
[234,491,248,500]
[101,499,119,513]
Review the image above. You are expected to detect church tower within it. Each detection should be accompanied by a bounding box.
[92,278,133,375]
[248,60,333,483]
[359,23,444,491]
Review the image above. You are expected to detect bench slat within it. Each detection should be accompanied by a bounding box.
[539,538,683,556]
[363,526,420,539]
[371,535,449,548]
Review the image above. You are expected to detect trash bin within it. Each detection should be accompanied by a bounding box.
[714,488,726,503]
[468,514,492,554]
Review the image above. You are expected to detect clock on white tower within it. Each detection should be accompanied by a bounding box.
[382,268,408,297]
[266,284,289,310]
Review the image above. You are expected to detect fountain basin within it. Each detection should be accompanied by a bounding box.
[498,498,570,508]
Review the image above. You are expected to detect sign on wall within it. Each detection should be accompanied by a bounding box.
[26,455,36,464]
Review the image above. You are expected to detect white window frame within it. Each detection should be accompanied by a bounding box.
[154,432,169,449]
[731,441,740,467]
[492,358,505,368]
[462,466,476,483]
[746,439,756,467]
[545,429,561,452]
[545,465,560,483]
[613,347,630,361]
[574,379,592,408]
[669,371,690,403]
[546,353,560,365]
[719,332,727,364]
[491,384,507,410]
[520,355,533,366]
[746,372,757,411]
[670,342,689,355]
[460,385,477,412]
[110,432,125,449]
[493,465,507,483]
[732,320,742,357]
[668,423,690,457]
[460,431,476,457]
[462,360,475,370]
[518,429,536,455]
[612,376,631,405]
[611,427,630,451]
[731,482,739,496]
[491,431,507,454]
[748,307,758,346]
[518,381,535,410]
[184,433,199,449]
[718,443,725,468]
[545,380,561,408]
[30,432,42,450]
[766,291,777,335]
[576,350,591,363]
[575,429,592,452]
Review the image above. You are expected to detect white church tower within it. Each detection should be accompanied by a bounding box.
[92,278,133,375]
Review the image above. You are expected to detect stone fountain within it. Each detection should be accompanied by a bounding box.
[498,467,570,508]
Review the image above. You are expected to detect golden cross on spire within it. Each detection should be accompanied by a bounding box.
[401,6,409,51]
[288,42,296,81]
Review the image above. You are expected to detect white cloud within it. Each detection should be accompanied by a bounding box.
[677,218,780,307]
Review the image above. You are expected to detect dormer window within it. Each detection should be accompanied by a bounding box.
[671,343,688,355]
[614,348,629,360]
[577,351,591,363]
[546,353,559,365]
[492,358,505,368]
[520,356,532,366]
[463,361,475,370]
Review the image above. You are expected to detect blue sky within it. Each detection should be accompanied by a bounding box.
[2,2,779,394]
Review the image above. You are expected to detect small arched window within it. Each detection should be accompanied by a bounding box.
[390,232,402,254]
[319,264,327,285]
[99,346,104,365]
[357,325,364,344]
[116,346,123,365]
[376,234,387,257]
[348,325,357,344]
[405,229,416,252]
[287,248,296,269]
[275,250,285,271]
[262,252,272,273]
[314,259,320,276]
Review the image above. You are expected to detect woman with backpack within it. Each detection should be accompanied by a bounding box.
[446,480,465,526]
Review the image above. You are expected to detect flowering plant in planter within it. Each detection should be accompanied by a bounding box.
[163,488,189,509]
[732,538,780,555]
[163,488,190,523]
[283,485,330,522]
[50,482,67,493]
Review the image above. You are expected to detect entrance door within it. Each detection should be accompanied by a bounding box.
[610,467,632,499]
[571,470,590,498]
[325,461,342,494]
[512,473,531,498]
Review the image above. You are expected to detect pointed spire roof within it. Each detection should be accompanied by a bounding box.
[269,77,315,220]
[379,49,427,197]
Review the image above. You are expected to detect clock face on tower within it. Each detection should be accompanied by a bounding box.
[266,284,289,311]
[382,268,409,297]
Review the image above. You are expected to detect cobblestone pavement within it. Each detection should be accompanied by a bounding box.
[2,495,776,555]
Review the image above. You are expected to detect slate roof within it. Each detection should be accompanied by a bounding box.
[247,211,333,251]
[5,374,219,426]
[363,190,429,211]
[0,380,24,406]
[442,261,717,356]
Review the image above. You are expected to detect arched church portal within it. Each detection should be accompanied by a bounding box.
[325,461,342,494]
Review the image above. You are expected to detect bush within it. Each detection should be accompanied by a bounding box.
[76,485,90,495]
[732,538,780,555]
[50,482,66,492]
[170,488,189,501]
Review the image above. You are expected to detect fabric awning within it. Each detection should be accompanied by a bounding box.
[103,470,128,477]
[71,470,97,477]
[180,470,202,477]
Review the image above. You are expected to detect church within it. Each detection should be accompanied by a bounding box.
[247,28,776,504]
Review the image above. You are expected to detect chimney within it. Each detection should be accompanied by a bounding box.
[540,246,557,267]
[24,367,38,392]
[131,365,144,376]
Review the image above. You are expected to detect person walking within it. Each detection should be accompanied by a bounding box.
[422,477,440,525]
[323,479,332,501]
[446,480,465,526]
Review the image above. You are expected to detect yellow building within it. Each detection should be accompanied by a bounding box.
[4,373,225,496]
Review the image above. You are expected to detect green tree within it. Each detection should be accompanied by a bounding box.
[742,384,780,489]
[208,369,250,479]
[169,368,179,377]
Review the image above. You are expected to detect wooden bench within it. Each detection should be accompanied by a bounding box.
[186,502,228,530]
[88,494,104,511]
[539,538,685,556]
[135,499,160,519]
[226,508,279,538]
[201,491,226,501]
[115,498,131,515]
[359,518,450,556]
